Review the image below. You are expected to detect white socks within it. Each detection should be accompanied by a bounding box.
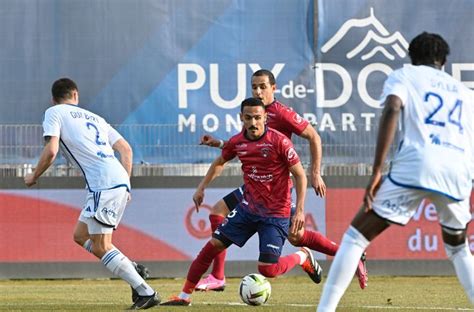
[101,248,154,296]
[445,242,474,304]
[317,226,370,312]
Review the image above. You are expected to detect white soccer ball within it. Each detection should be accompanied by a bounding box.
[239,273,271,306]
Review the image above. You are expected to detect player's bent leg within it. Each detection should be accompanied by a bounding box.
[442,228,474,304]
[257,254,300,278]
[288,228,339,256]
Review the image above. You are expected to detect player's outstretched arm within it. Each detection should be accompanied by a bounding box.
[289,162,307,236]
[112,138,133,177]
[299,125,326,197]
[24,136,59,187]
[364,95,402,211]
[200,134,227,149]
[193,155,228,212]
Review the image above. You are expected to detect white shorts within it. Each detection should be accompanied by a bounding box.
[79,187,129,234]
[372,178,471,230]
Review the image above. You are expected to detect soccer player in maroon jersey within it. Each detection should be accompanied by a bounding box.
[196,69,368,291]
[161,98,322,306]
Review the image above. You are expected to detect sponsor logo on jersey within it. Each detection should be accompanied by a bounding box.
[248,172,273,182]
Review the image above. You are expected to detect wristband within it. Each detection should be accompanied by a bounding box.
[218,140,224,149]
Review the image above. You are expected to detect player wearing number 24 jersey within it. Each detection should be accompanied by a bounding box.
[317,32,474,311]
[383,63,472,200]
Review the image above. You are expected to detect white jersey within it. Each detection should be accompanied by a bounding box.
[42,104,130,192]
[381,64,473,201]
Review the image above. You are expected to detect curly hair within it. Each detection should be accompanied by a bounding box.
[408,32,450,66]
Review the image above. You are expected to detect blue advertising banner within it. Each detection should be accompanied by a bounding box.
[0,0,472,163]
[0,0,316,163]
[315,0,474,143]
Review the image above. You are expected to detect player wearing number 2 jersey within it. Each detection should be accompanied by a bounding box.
[317,32,474,311]
[24,78,159,310]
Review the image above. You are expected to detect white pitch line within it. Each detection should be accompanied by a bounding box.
[361,306,473,311]
[201,302,474,311]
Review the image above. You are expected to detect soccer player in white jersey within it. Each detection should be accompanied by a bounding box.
[317,32,474,311]
[24,78,160,310]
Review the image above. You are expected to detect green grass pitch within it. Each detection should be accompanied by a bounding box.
[0,276,471,311]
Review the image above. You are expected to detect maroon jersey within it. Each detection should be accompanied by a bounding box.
[222,127,301,218]
[266,100,308,139]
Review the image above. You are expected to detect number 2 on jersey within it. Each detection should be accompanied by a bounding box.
[424,92,463,133]
[86,122,106,145]
[86,122,113,158]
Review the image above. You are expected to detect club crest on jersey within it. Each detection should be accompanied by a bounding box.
[261,147,270,158]
[287,147,297,161]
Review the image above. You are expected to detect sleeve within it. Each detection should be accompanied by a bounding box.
[42,108,61,138]
[221,137,236,161]
[278,106,309,135]
[107,123,124,146]
[279,136,300,167]
[379,71,408,107]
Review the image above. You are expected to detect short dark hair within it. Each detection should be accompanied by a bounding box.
[51,78,78,103]
[241,97,265,112]
[252,69,276,85]
[408,32,450,66]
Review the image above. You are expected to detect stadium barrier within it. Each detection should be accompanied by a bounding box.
[1,123,472,279]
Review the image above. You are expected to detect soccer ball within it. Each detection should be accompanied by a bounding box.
[239,273,271,306]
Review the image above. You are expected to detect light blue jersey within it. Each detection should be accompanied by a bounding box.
[381,64,473,201]
[42,104,130,192]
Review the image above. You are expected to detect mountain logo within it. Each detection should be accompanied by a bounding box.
[321,7,409,61]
